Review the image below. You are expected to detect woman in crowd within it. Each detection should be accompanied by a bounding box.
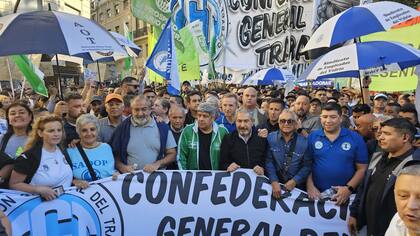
[9,115,73,201]
[0,102,33,188]
[67,114,117,189]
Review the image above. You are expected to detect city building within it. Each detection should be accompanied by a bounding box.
[91,0,150,79]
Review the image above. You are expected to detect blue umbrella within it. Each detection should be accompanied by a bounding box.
[299,41,420,81]
[303,1,420,51]
[0,11,127,57]
[242,68,296,86]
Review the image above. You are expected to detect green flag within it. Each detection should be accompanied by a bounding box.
[131,0,171,31]
[176,26,200,82]
[11,55,48,97]
[207,35,217,80]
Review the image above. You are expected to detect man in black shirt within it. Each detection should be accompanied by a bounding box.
[349,118,419,236]
[63,92,84,145]
[184,91,202,125]
[257,98,284,134]
[220,109,267,174]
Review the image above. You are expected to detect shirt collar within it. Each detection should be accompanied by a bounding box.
[238,129,252,143]
[320,127,349,137]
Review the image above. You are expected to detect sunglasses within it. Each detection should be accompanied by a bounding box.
[279,119,295,124]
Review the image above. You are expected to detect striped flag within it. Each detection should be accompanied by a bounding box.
[11,55,48,97]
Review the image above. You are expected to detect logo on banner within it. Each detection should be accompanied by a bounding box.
[96,51,114,56]
[171,0,229,66]
[156,0,171,14]
[153,51,168,72]
[8,186,123,235]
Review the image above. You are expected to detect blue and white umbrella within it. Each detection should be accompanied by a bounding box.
[0,11,127,57]
[299,41,420,81]
[242,68,296,86]
[303,1,420,51]
[84,31,142,63]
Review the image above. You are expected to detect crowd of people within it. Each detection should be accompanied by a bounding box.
[0,75,419,236]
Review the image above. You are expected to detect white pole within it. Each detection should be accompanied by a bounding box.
[6,57,15,99]
[20,78,25,99]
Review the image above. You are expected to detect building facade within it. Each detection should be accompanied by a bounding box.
[91,0,150,76]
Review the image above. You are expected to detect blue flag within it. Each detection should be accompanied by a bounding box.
[166,20,180,95]
[146,19,171,78]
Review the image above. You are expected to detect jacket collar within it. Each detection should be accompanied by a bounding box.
[192,121,219,134]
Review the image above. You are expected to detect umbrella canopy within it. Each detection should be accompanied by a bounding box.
[242,68,296,86]
[0,11,127,57]
[303,1,420,51]
[299,41,420,81]
[110,31,141,57]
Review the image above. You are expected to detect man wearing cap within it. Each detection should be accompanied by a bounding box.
[98,93,125,143]
[177,102,229,170]
[285,94,296,108]
[309,98,322,116]
[90,95,103,118]
[348,118,419,236]
[373,93,388,118]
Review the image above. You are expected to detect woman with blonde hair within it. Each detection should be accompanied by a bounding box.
[9,115,73,201]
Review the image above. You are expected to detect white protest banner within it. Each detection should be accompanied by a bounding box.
[220,0,312,69]
[1,170,350,235]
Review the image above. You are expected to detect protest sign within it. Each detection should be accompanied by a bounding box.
[1,170,350,235]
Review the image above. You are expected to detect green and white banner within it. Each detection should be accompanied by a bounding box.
[1,170,350,235]
[131,0,171,31]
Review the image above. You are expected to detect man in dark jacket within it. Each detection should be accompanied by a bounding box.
[220,108,267,175]
[348,118,419,236]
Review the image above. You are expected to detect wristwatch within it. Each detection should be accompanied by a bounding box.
[346,185,355,193]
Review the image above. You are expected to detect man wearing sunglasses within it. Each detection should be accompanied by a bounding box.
[121,76,140,96]
[266,109,311,199]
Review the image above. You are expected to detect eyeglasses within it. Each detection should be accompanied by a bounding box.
[279,119,295,125]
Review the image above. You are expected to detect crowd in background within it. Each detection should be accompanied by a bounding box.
[0,75,418,236]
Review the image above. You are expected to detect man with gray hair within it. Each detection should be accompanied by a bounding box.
[110,95,177,173]
[386,161,420,236]
[177,102,229,170]
[219,108,267,174]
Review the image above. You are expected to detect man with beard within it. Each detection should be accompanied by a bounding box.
[110,95,177,173]
[120,76,140,96]
[98,94,125,143]
[349,118,419,236]
[219,109,267,174]
[294,95,322,136]
[63,92,85,145]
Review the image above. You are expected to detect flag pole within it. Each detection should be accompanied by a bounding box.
[96,61,102,83]
[55,54,63,99]
[6,58,15,99]
[20,78,25,99]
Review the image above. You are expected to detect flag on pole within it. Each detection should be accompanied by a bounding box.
[146,19,171,78]
[11,55,48,97]
[123,23,133,76]
[176,23,200,82]
[166,21,180,95]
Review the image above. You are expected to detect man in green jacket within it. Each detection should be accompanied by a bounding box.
[177,102,229,170]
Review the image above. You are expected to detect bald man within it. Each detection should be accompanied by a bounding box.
[241,87,266,126]
[355,114,376,142]
[294,95,322,136]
